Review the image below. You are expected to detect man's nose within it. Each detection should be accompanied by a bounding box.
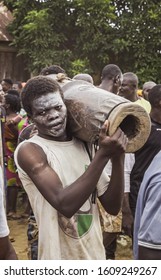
[47,110,59,120]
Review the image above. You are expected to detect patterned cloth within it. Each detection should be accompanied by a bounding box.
[98,200,122,233]
[27,212,38,260]
[4,115,22,187]
[4,115,29,187]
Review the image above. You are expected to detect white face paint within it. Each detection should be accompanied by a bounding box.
[32,92,68,141]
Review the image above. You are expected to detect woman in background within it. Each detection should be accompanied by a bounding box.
[3,94,22,219]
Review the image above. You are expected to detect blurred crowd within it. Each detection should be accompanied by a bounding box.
[0,64,161,260]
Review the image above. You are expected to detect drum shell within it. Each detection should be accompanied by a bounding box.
[62,81,151,152]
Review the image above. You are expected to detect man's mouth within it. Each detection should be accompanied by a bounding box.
[54,123,62,130]
[50,122,63,131]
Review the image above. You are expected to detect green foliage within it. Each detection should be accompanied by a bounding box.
[111,0,161,84]
[70,58,92,77]
[2,0,161,84]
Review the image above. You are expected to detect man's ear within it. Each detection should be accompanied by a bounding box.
[113,75,120,85]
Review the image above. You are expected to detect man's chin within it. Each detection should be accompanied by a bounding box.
[49,128,65,138]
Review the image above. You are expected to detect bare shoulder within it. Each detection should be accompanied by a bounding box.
[17,141,47,171]
[17,141,45,157]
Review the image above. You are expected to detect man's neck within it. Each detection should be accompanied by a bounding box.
[99,80,114,93]
[150,109,161,124]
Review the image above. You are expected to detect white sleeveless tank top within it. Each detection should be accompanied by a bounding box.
[14,135,109,259]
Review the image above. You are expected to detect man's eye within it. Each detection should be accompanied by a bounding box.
[39,111,46,115]
[56,105,62,110]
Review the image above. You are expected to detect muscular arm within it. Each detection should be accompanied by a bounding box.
[17,142,110,218]
[17,122,128,218]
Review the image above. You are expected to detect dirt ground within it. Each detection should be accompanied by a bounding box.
[8,216,133,260]
[8,219,28,260]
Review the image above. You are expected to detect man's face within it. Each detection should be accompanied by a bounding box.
[1,81,12,93]
[31,92,67,141]
[13,83,21,93]
[118,77,135,100]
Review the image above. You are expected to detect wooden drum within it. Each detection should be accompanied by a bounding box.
[62,80,151,153]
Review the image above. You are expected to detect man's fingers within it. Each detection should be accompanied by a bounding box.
[111,127,123,140]
[100,120,109,137]
[115,128,128,144]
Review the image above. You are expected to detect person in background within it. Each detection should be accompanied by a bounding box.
[40,64,71,86]
[98,64,123,94]
[142,81,156,101]
[40,64,66,76]
[1,79,13,94]
[73,73,94,84]
[6,89,30,218]
[14,76,128,260]
[7,89,29,128]
[13,81,23,95]
[2,94,22,219]
[0,164,17,259]
[98,64,134,259]
[119,72,151,113]
[7,89,20,98]
[133,149,161,259]
[130,84,161,220]
[118,72,153,243]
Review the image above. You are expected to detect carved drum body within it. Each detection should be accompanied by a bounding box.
[62,80,151,153]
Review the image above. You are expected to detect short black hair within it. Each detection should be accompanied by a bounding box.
[21,76,64,116]
[40,65,65,75]
[123,72,138,87]
[8,89,20,97]
[148,84,161,108]
[2,78,13,86]
[101,64,122,80]
[5,93,21,112]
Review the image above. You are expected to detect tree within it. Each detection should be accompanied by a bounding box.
[111,0,161,84]
[3,0,115,77]
[2,0,161,84]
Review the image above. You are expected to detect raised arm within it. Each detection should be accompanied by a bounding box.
[17,121,128,218]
